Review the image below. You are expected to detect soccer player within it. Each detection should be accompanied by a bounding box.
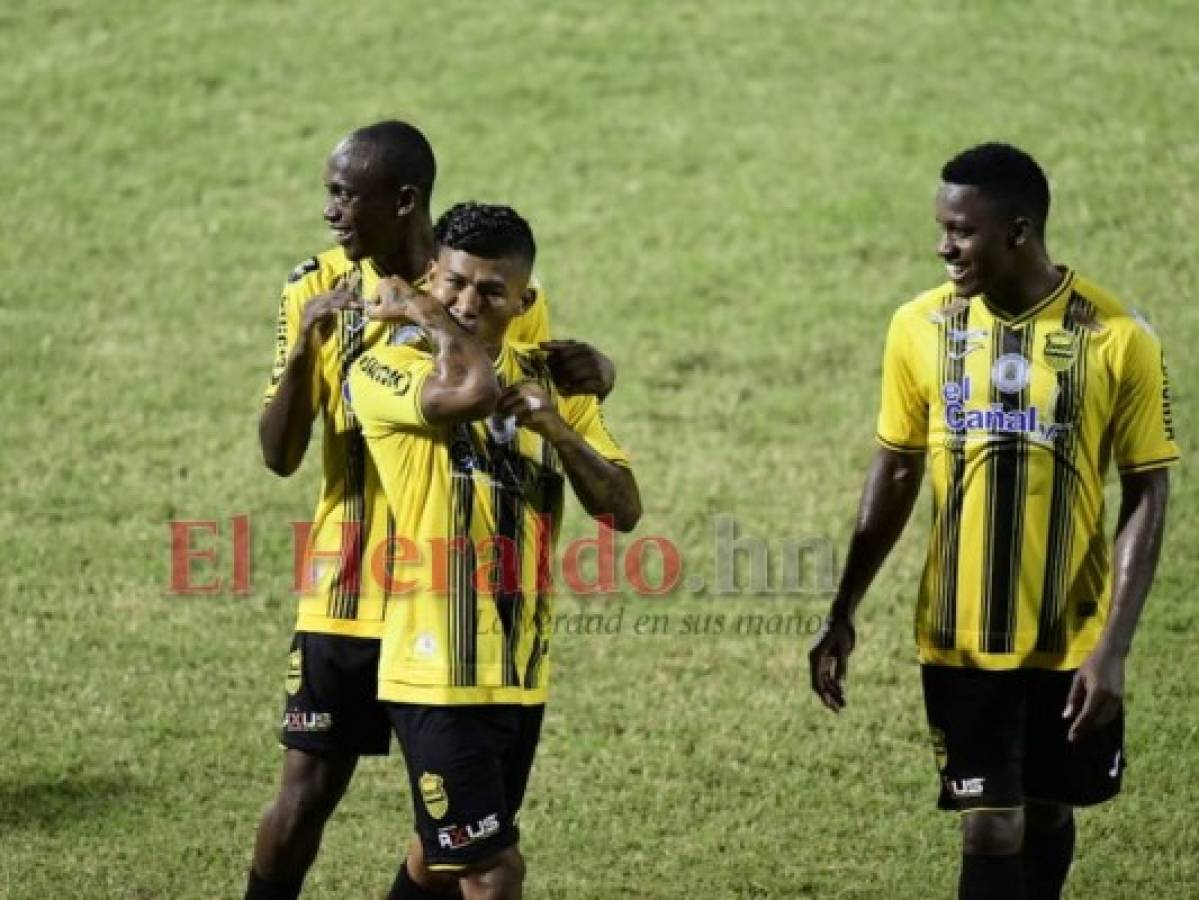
[347,202,641,900]
[249,122,616,900]
[809,143,1176,900]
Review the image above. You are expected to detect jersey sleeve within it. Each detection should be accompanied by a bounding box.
[875,307,929,453]
[1112,317,1180,473]
[347,348,434,436]
[262,262,322,412]
[507,276,551,344]
[557,393,629,466]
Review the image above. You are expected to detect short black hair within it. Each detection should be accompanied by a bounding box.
[941,142,1051,235]
[434,202,536,267]
[347,120,436,210]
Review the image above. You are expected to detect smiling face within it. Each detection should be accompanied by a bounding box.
[322,139,408,262]
[430,247,534,355]
[934,182,1027,300]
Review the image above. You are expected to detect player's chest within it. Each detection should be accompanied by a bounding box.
[922,309,1114,443]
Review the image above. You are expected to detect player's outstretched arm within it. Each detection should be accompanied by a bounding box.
[366,276,499,425]
[810,447,924,712]
[1065,468,1170,742]
[497,383,641,532]
[259,277,362,476]
[540,340,616,400]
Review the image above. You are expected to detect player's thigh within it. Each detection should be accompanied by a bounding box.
[279,631,391,757]
[921,665,1025,812]
[459,846,525,900]
[277,747,358,817]
[389,704,528,874]
[1023,668,1124,807]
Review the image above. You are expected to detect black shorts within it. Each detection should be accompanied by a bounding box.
[277,631,391,757]
[389,704,545,871]
[922,664,1124,811]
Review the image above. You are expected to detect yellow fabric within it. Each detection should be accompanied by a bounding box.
[263,246,552,637]
[876,269,1179,670]
[348,340,628,704]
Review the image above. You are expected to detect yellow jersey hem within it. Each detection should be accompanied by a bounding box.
[295,614,384,639]
[1118,455,1179,474]
[918,646,1091,671]
[378,681,548,705]
[877,434,926,454]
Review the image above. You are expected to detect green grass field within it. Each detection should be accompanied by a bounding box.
[2,0,1196,896]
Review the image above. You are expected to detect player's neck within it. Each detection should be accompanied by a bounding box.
[988,259,1064,320]
[371,229,435,283]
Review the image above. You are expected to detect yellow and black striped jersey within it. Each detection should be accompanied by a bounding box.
[263,245,551,639]
[347,340,630,705]
[877,269,1178,670]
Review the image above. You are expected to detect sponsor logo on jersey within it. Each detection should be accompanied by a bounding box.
[437,813,500,850]
[1043,330,1079,372]
[285,648,302,695]
[359,356,412,394]
[941,376,1070,441]
[946,327,988,360]
[282,711,332,732]
[420,773,449,820]
[991,353,1031,393]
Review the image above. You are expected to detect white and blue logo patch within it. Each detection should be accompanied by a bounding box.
[991,353,1031,394]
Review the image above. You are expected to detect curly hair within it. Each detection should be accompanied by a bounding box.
[433,202,536,266]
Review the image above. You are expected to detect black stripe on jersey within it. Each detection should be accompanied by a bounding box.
[448,424,479,687]
[980,323,1031,653]
[328,265,369,620]
[932,302,969,650]
[1036,294,1091,654]
[482,415,526,689]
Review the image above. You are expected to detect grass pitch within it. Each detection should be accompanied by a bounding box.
[2,1,1196,896]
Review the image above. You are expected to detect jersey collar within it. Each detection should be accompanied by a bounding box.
[980,267,1074,326]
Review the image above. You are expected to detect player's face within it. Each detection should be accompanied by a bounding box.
[935,183,1015,299]
[430,248,533,354]
[322,142,403,262]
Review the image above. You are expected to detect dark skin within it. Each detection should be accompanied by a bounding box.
[809,181,1172,857]
[251,136,617,892]
[365,254,639,897]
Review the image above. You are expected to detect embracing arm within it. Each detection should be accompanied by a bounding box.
[809,447,925,711]
[497,384,641,532]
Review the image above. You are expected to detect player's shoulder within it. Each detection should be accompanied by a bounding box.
[890,281,960,329]
[1071,273,1163,346]
[283,246,354,293]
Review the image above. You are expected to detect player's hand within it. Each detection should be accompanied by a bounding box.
[364,275,441,325]
[540,340,616,399]
[299,272,362,346]
[809,614,856,713]
[1063,648,1124,742]
[496,382,561,439]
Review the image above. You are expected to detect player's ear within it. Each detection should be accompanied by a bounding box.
[1010,216,1032,248]
[395,185,419,218]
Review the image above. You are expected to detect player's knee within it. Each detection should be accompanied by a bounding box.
[961,808,1024,856]
[275,754,354,834]
[1024,799,1071,832]
[460,847,525,900]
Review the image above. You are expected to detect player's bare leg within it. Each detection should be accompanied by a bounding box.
[1023,800,1074,900]
[246,749,358,898]
[958,808,1025,899]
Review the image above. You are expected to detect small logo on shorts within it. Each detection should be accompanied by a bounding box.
[420,772,449,820]
[286,649,302,695]
[282,711,331,732]
[437,813,500,850]
[949,776,986,798]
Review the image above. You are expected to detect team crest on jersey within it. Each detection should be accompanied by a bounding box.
[991,353,1031,394]
[286,649,302,695]
[1042,330,1079,372]
[420,773,449,819]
